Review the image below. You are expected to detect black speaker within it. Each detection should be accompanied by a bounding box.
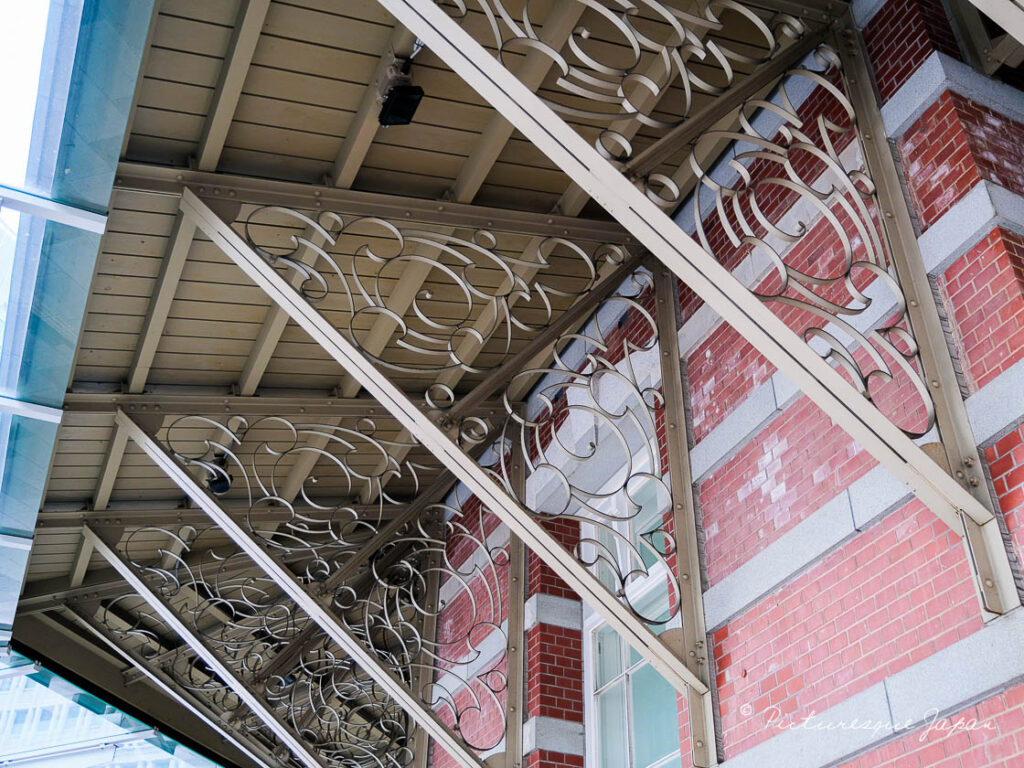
[379,84,424,126]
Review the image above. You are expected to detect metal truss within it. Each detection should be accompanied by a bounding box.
[372,0,1008,543]
[83,2,1024,765]
[181,184,708,690]
[114,162,631,245]
[82,525,325,768]
[115,406,533,768]
[62,390,514,418]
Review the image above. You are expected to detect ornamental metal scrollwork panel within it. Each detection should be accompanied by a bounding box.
[238,204,629,380]
[88,590,303,766]
[107,527,415,768]
[680,44,935,437]
[331,496,511,754]
[490,270,683,626]
[442,0,810,164]
[162,413,434,563]
[129,415,517,761]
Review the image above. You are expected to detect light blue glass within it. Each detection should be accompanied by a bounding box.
[0,651,222,767]
[594,624,624,689]
[597,680,628,768]
[628,663,681,768]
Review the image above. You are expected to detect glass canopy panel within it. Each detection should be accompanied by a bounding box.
[0,651,222,767]
[0,0,82,197]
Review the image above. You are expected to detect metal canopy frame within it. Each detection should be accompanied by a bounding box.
[115,407,491,768]
[24,2,1024,767]
[180,186,709,698]
[125,6,1019,755]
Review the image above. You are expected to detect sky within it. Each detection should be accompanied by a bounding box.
[0,1,51,344]
[0,0,50,194]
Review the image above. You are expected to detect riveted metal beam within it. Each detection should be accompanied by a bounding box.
[113,162,631,243]
[653,268,717,767]
[834,19,1019,616]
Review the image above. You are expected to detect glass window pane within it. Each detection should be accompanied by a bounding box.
[596,681,628,768]
[0,0,83,199]
[629,664,680,768]
[629,482,667,572]
[628,590,672,666]
[594,624,623,689]
[593,523,620,592]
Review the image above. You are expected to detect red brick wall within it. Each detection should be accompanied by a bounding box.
[899,93,1024,231]
[712,501,982,758]
[525,750,583,768]
[863,0,960,101]
[699,396,877,586]
[526,623,584,722]
[837,681,1024,767]
[938,227,1024,392]
[985,425,1024,565]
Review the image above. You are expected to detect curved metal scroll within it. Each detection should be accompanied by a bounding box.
[444,0,806,165]
[682,44,934,436]
[482,271,684,627]
[241,205,628,378]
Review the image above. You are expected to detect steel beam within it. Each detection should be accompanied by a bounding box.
[835,21,1019,615]
[331,25,419,189]
[126,208,197,393]
[63,389,511,418]
[18,535,323,615]
[968,0,1024,46]
[653,267,717,766]
[0,395,63,423]
[372,0,994,539]
[0,183,107,234]
[116,409,489,768]
[83,525,327,768]
[196,0,271,171]
[92,422,129,512]
[114,162,631,243]
[411,519,444,768]
[503,448,526,768]
[181,189,709,700]
[36,499,403,532]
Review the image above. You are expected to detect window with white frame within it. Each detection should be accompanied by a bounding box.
[583,480,683,768]
[588,588,682,768]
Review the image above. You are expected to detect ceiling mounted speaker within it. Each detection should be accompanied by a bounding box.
[378,58,423,126]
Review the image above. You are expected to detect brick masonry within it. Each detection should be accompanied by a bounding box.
[863,0,960,101]
[985,425,1024,571]
[836,680,1024,767]
[938,227,1024,392]
[713,501,982,758]
[899,92,1024,231]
